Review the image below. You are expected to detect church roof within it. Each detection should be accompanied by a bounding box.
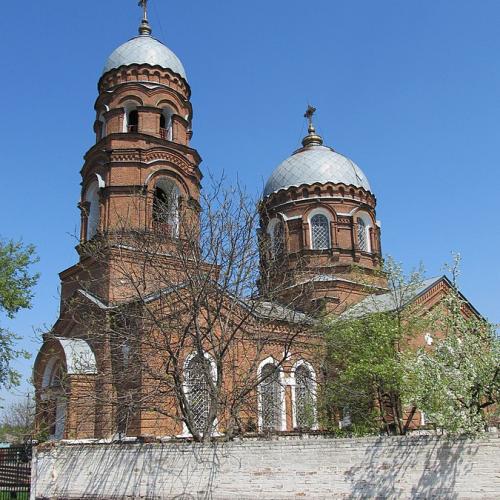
[264,145,371,196]
[339,276,445,320]
[53,337,97,375]
[75,286,311,325]
[244,299,311,324]
[264,133,371,198]
[103,34,187,80]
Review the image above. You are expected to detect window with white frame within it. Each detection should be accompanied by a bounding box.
[259,362,282,431]
[123,102,139,133]
[267,219,285,258]
[97,112,106,141]
[160,108,173,140]
[184,354,213,434]
[41,359,67,440]
[294,364,316,429]
[357,218,368,251]
[356,214,372,252]
[267,219,285,257]
[85,181,100,240]
[311,213,330,250]
[152,178,180,237]
[273,220,285,256]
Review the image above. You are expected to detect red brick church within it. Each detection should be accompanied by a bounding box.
[33,4,463,441]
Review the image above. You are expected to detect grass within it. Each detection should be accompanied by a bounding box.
[0,492,29,500]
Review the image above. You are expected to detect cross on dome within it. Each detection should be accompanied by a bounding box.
[138,0,148,20]
[302,104,323,147]
[102,0,187,80]
[138,0,152,35]
[304,105,317,133]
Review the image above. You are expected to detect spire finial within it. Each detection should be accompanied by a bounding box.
[304,105,317,133]
[302,104,323,147]
[138,0,152,36]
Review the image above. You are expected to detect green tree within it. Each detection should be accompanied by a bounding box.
[0,239,39,389]
[321,258,428,435]
[0,392,35,443]
[403,255,499,436]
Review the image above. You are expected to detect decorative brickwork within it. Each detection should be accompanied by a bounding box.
[32,9,481,444]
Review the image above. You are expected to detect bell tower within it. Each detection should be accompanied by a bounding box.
[61,3,202,305]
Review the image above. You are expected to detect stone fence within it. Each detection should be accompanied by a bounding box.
[31,434,500,499]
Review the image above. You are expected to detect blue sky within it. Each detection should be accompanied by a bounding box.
[1,0,499,404]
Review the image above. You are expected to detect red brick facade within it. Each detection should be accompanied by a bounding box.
[33,13,464,441]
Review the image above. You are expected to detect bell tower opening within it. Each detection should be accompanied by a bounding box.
[127,109,138,133]
[84,181,100,240]
[152,178,181,237]
[160,108,173,140]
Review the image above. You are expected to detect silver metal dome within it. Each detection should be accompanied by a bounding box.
[264,144,371,197]
[103,35,187,80]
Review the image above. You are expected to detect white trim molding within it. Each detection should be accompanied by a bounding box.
[291,359,318,430]
[257,357,287,432]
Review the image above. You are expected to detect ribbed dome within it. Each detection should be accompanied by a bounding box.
[264,143,371,197]
[103,34,187,80]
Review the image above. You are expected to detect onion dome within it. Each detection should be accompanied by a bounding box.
[102,8,187,80]
[264,110,371,197]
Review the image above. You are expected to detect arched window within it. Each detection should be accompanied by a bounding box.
[357,218,368,251]
[311,213,330,250]
[85,181,100,240]
[267,219,285,257]
[272,221,285,256]
[41,359,67,440]
[184,354,213,434]
[356,213,372,252]
[123,102,139,133]
[259,362,283,431]
[294,364,316,430]
[128,110,138,133]
[152,178,180,237]
[97,112,106,141]
[160,108,173,140]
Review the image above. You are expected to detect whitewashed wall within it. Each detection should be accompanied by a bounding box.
[31,434,500,499]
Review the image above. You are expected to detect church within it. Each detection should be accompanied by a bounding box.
[33,3,462,441]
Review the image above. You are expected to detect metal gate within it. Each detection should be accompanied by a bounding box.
[0,445,31,499]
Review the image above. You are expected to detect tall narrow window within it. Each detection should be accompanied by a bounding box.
[311,214,330,250]
[42,360,67,440]
[98,113,106,141]
[294,364,315,429]
[160,109,173,140]
[85,181,100,240]
[51,367,66,440]
[128,110,138,133]
[152,178,180,237]
[357,218,368,251]
[259,363,282,431]
[272,221,284,257]
[185,354,212,434]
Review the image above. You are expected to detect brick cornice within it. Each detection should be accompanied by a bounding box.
[98,65,191,99]
[83,134,202,166]
[264,182,377,209]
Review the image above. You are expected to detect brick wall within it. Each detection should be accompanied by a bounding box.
[31,434,500,499]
